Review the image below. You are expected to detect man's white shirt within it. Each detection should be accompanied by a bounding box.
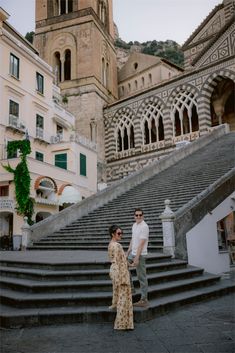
[131,220,149,256]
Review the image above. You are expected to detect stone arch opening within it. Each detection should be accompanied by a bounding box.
[35,212,52,223]
[140,99,165,146]
[170,89,199,138]
[210,78,235,131]
[115,109,135,152]
[64,49,71,81]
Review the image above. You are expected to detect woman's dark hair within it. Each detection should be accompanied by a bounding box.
[109,224,121,238]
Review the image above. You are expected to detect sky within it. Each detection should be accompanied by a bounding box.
[0,0,222,45]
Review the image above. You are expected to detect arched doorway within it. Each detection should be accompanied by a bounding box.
[35,212,51,223]
[0,212,13,249]
[210,78,235,131]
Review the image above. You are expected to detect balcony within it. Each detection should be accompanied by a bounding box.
[70,133,97,151]
[141,140,166,153]
[0,198,14,211]
[50,133,63,144]
[7,115,26,133]
[34,127,50,144]
[114,148,136,159]
[172,131,200,144]
[53,102,75,128]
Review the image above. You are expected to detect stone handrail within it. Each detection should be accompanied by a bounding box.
[174,167,235,260]
[28,124,229,244]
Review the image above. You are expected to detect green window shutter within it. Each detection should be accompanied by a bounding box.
[55,153,67,170]
[36,151,44,162]
[80,153,86,176]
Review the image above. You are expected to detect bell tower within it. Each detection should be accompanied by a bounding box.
[34,0,118,180]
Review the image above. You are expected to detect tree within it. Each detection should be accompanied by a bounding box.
[3,140,34,224]
[25,31,35,44]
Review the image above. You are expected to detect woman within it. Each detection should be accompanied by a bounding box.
[108,224,134,330]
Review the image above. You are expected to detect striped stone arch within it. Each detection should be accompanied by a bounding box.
[137,96,166,145]
[166,83,200,139]
[199,69,235,133]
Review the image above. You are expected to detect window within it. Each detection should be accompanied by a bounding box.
[9,100,19,117]
[10,53,19,79]
[36,114,44,129]
[55,153,67,170]
[0,185,9,196]
[56,124,63,135]
[64,49,71,80]
[60,0,73,14]
[36,151,44,162]
[80,153,86,176]
[36,72,44,94]
[7,141,17,159]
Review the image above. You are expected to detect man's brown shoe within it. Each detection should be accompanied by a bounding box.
[133,299,148,307]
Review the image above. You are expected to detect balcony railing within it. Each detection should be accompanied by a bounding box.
[50,133,63,144]
[172,131,199,144]
[70,133,97,151]
[8,115,26,132]
[35,127,50,143]
[0,198,14,210]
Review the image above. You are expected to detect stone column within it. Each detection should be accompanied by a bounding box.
[21,217,30,251]
[159,199,176,258]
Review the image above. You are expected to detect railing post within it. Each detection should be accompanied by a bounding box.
[160,199,176,258]
[21,216,30,251]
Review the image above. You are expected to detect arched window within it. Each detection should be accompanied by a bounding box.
[102,58,106,86]
[135,80,138,90]
[64,49,71,81]
[106,62,109,88]
[115,110,135,152]
[59,0,73,15]
[171,90,199,137]
[141,101,165,145]
[142,77,145,87]
[149,73,152,85]
[98,0,109,30]
[54,52,61,83]
[158,116,164,141]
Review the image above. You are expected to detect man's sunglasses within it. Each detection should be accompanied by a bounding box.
[116,231,123,235]
[135,214,143,217]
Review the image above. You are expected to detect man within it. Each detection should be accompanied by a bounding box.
[126,208,149,307]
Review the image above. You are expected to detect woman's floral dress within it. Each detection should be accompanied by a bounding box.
[108,241,134,330]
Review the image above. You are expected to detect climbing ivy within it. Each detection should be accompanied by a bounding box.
[3,140,34,225]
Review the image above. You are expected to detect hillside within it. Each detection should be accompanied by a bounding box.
[115,38,184,69]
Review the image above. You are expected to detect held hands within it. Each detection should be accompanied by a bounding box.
[127,257,139,267]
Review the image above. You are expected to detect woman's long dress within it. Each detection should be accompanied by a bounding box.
[108,241,134,330]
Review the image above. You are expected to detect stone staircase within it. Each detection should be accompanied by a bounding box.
[0,252,234,328]
[29,132,235,251]
[0,131,235,328]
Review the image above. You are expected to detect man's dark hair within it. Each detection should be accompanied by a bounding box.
[134,208,144,214]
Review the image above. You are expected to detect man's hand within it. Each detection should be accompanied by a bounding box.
[133,256,139,266]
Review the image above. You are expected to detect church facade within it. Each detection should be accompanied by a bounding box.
[34,0,235,184]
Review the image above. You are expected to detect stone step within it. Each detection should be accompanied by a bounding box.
[0,273,221,309]
[1,278,234,328]
[27,244,163,251]
[31,239,163,246]
[0,259,188,281]
[0,267,203,293]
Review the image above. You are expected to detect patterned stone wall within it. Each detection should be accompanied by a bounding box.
[104,58,235,183]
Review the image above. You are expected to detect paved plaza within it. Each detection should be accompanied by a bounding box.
[1,293,234,353]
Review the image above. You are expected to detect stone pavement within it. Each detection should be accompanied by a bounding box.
[1,293,234,353]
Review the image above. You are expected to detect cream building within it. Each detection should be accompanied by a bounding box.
[0,7,97,243]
